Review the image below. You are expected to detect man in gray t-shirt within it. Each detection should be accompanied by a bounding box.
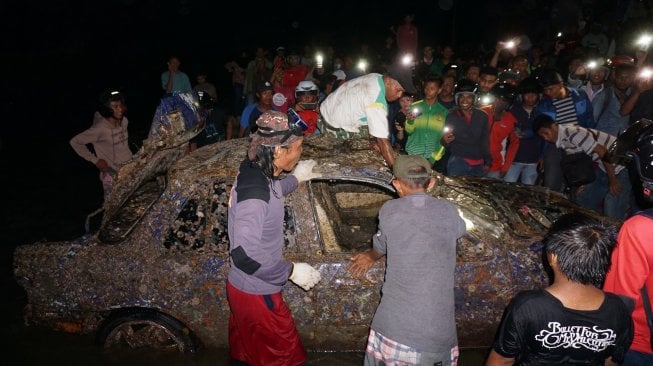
[349,155,466,366]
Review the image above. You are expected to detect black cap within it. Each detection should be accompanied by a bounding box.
[518,76,543,94]
[256,81,274,93]
[537,69,563,87]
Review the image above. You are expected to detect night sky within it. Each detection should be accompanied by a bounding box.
[0,0,600,246]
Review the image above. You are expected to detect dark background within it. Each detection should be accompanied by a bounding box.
[0,1,646,362]
[1,0,640,247]
[0,0,544,245]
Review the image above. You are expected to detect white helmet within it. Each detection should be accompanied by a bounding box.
[295,80,319,98]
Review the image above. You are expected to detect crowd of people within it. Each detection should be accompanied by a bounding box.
[66,8,653,366]
[139,11,653,222]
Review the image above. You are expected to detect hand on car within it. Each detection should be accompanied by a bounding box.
[289,262,321,291]
[348,250,381,279]
[293,159,322,183]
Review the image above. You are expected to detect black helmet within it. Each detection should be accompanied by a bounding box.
[454,78,478,95]
[518,76,542,94]
[606,119,653,183]
[536,68,563,88]
[489,83,518,103]
[97,89,125,118]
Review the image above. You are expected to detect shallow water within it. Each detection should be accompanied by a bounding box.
[5,273,487,366]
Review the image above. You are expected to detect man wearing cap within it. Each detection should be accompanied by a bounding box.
[349,155,466,366]
[227,110,322,365]
[319,73,406,167]
[239,81,277,138]
[534,68,595,192]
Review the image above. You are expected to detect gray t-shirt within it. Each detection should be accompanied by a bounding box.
[371,192,466,352]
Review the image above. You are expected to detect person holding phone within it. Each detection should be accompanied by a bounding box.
[404,75,448,167]
[293,80,320,134]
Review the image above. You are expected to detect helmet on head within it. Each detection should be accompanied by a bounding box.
[609,54,635,68]
[537,68,563,88]
[454,79,478,106]
[586,59,610,81]
[518,76,543,94]
[97,89,125,118]
[607,119,653,183]
[295,80,319,98]
[498,69,520,85]
[489,83,518,103]
[454,78,478,95]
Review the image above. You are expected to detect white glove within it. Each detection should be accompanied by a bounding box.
[289,262,321,291]
[292,159,322,183]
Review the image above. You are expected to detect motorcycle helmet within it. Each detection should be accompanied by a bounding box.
[295,80,319,99]
[489,83,518,103]
[97,89,125,119]
[454,78,478,106]
[518,76,543,94]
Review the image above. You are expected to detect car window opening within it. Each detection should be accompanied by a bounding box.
[310,181,395,253]
[164,180,232,252]
[99,175,167,244]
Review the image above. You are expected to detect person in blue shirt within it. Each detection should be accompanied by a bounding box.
[161,56,192,93]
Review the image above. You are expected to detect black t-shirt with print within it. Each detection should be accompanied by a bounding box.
[492,289,633,365]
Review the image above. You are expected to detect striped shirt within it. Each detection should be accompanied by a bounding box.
[556,125,624,174]
[552,95,578,125]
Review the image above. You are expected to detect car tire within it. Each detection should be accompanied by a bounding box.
[96,308,198,353]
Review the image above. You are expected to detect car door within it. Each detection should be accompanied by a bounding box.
[284,178,395,350]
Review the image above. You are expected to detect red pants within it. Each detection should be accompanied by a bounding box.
[226,281,306,366]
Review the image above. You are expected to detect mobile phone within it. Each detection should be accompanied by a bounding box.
[301,102,317,110]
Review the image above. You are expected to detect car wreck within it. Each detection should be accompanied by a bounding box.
[13,95,619,353]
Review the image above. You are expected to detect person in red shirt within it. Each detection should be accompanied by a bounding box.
[482,83,520,180]
[603,119,653,366]
[282,51,309,94]
[271,50,309,113]
[293,80,320,135]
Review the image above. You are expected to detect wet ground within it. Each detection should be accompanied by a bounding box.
[4,269,487,365]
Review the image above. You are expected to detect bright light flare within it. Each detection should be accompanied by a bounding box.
[316,53,323,69]
[401,54,413,66]
[357,59,367,71]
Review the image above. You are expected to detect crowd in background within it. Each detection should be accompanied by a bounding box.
[154,2,652,221]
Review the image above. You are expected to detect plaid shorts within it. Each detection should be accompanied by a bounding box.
[364,329,458,366]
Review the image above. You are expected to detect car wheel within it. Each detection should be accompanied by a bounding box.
[96,308,198,353]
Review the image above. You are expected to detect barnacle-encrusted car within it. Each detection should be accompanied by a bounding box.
[13,133,617,353]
